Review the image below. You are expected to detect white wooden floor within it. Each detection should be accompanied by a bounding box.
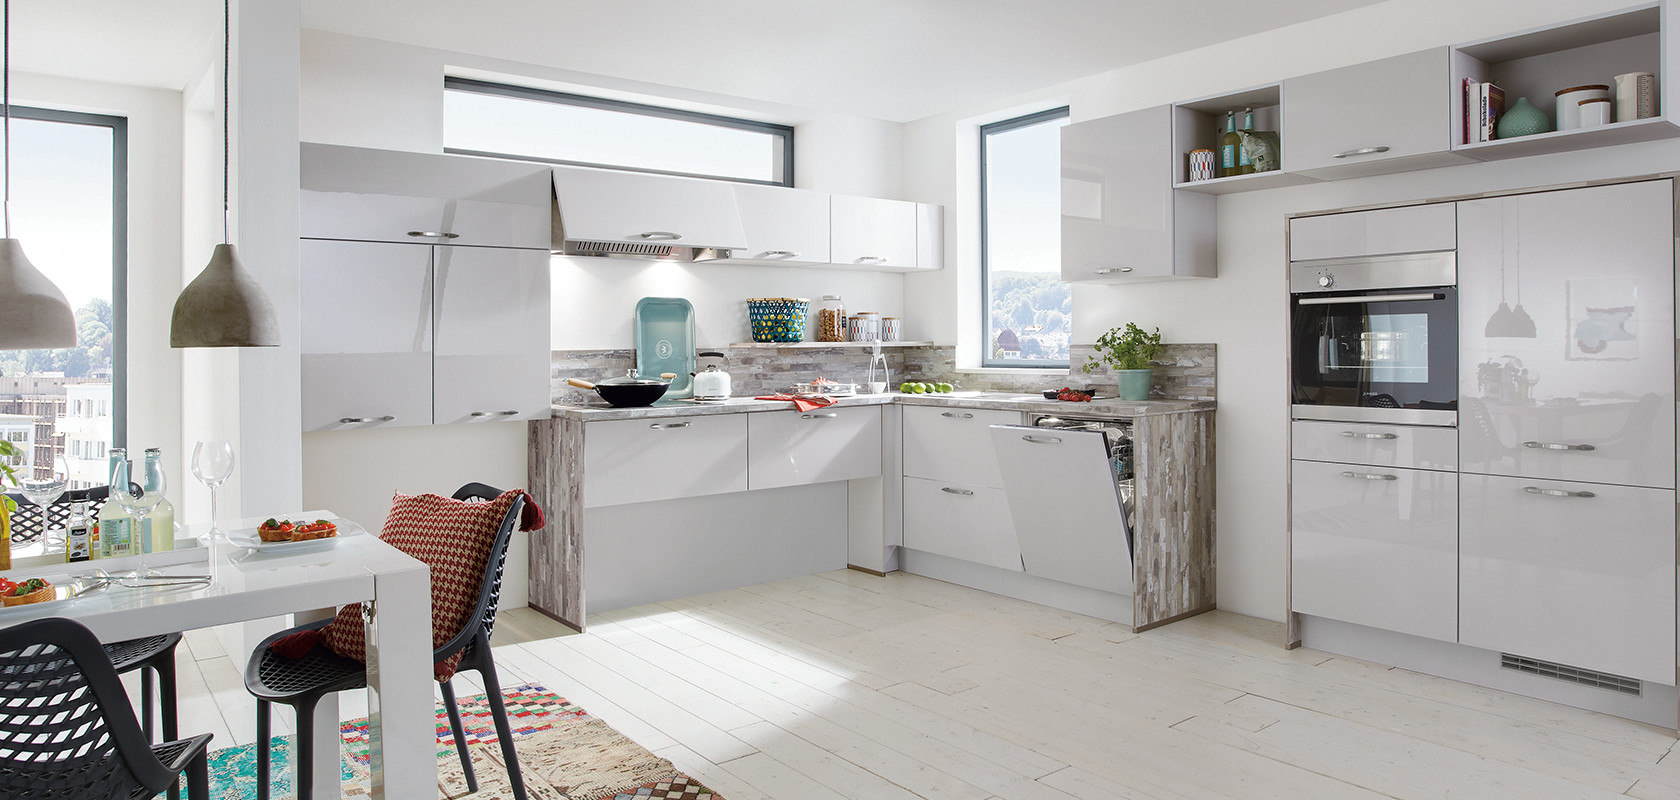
[159,569,1680,799]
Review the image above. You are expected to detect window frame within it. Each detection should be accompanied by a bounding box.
[442,76,795,187]
[980,105,1071,369]
[10,105,126,449]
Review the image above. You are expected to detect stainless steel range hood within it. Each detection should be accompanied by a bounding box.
[551,166,748,262]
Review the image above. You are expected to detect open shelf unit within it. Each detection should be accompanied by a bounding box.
[1171,84,1318,194]
[729,340,934,349]
[1451,2,1677,159]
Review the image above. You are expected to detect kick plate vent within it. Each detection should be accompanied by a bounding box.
[1500,653,1642,696]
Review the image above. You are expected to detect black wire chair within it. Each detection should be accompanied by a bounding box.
[0,617,210,800]
[244,482,530,800]
[4,487,186,797]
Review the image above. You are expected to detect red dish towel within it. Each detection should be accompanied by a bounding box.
[755,393,837,412]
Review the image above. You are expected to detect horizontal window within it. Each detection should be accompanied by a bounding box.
[443,77,793,186]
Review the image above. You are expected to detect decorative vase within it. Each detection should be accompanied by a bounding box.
[1496,97,1552,139]
[1115,368,1153,401]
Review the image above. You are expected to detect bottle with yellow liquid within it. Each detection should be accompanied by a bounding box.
[0,499,12,572]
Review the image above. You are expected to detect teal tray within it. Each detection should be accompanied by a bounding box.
[634,297,695,399]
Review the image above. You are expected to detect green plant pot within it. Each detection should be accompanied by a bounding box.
[1116,369,1153,401]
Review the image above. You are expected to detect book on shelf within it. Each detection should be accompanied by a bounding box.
[1464,80,1505,143]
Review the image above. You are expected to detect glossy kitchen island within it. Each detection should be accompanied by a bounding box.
[528,392,1215,633]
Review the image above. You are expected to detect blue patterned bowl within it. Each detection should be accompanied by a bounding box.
[747,298,809,343]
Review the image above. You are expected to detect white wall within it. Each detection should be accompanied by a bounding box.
[13,73,185,495]
[902,0,1674,621]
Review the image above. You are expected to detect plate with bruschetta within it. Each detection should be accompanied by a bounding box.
[226,517,366,552]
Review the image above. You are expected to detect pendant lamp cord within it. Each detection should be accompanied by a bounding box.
[222,0,230,244]
[4,0,11,240]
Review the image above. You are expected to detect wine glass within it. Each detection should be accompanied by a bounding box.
[18,478,64,553]
[191,440,235,539]
[113,456,169,576]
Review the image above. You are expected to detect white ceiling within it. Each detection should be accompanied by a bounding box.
[13,0,1383,121]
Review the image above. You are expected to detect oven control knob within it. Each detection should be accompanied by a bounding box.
[1317,274,1334,288]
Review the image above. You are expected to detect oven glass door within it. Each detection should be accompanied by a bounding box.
[1291,288,1457,422]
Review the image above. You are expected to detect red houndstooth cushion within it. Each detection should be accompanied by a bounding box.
[317,490,518,681]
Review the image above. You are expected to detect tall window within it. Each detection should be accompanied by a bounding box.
[982,107,1070,367]
[443,77,794,186]
[0,106,126,489]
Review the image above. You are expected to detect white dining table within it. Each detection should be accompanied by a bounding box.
[0,510,435,800]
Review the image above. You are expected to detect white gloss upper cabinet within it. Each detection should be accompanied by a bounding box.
[300,143,550,250]
[1283,48,1469,178]
[747,406,882,490]
[1290,460,1458,643]
[727,184,831,265]
[1460,473,1675,684]
[831,194,918,268]
[432,246,552,424]
[916,203,943,270]
[1062,106,1214,283]
[552,166,748,251]
[1457,180,1675,489]
[300,240,434,432]
[1288,203,1458,261]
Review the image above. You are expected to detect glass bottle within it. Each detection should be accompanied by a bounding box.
[65,500,92,563]
[1238,107,1256,175]
[99,448,134,559]
[1219,111,1240,178]
[141,448,174,553]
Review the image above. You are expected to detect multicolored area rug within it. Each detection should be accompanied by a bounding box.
[195,683,725,800]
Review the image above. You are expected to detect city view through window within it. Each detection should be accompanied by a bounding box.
[983,108,1071,366]
[0,110,121,493]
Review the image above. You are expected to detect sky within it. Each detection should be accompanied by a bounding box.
[8,115,114,314]
[985,114,1066,274]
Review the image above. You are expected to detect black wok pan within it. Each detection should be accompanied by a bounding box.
[567,370,677,407]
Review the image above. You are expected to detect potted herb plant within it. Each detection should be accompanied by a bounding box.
[1083,323,1164,401]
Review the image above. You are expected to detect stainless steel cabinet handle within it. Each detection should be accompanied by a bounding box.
[1341,431,1398,440]
[1297,292,1443,306]
[1523,441,1596,451]
[941,412,974,419]
[638,231,682,241]
[340,415,395,424]
[857,255,887,262]
[649,422,691,429]
[762,250,801,258]
[1332,146,1390,159]
[1524,486,1596,498]
[1341,471,1398,481]
[470,410,520,417]
[802,412,839,419]
[1094,267,1133,275]
[407,231,459,239]
[1022,435,1063,445]
[941,487,975,496]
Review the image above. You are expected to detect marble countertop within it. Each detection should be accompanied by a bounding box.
[551,391,1212,421]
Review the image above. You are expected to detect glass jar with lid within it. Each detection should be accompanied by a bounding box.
[816,295,847,342]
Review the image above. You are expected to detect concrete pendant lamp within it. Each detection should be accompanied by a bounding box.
[0,0,76,351]
[170,0,279,348]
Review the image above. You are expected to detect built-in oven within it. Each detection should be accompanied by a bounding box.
[1290,251,1457,427]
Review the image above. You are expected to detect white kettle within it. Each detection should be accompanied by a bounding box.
[691,351,733,400]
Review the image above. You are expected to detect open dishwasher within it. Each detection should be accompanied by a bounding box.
[989,415,1136,595]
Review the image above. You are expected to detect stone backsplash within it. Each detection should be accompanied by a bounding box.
[552,343,1215,405]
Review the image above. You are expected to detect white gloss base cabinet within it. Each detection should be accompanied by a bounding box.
[1457,180,1676,490]
[1289,420,1458,471]
[747,407,882,490]
[432,246,552,424]
[300,240,434,432]
[901,477,1022,572]
[901,406,1020,489]
[1459,473,1676,685]
[1290,460,1458,643]
[583,415,748,508]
